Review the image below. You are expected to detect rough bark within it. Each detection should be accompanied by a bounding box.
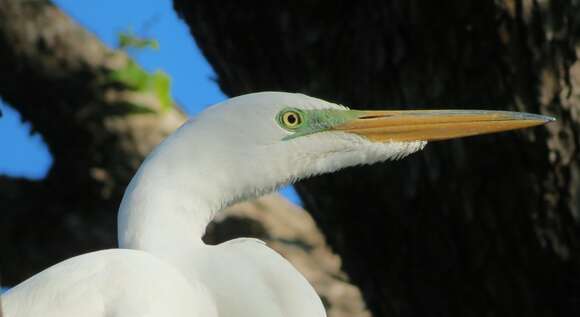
[174,1,580,316]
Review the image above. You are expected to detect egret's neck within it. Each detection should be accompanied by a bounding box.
[117,121,262,253]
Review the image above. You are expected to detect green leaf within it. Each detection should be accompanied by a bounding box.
[117,30,159,50]
[152,71,173,111]
[106,61,174,113]
[108,61,149,90]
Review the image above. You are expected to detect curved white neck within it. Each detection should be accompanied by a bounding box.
[117,119,292,254]
[117,122,229,253]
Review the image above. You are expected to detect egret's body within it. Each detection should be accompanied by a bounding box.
[2,92,552,317]
[1,249,217,317]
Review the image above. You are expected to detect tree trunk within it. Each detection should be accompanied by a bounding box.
[173,1,580,316]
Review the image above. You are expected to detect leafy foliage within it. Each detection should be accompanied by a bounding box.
[117,30,159,50]
[107,60,173,113]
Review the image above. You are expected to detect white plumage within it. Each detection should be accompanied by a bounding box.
[2,249,217,317]
[2,92,551,316]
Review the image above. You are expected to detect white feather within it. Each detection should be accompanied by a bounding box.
[2,250,217,317]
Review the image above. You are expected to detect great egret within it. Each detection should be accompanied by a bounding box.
[2,92,552,317]
[117,92,552,317]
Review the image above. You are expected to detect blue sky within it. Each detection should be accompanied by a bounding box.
[0,0,300,204]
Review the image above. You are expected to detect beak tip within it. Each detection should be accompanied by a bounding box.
[521,113,555,125]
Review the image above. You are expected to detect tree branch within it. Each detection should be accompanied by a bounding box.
[0,0,186,199]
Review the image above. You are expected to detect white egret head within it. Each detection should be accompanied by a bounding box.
[195,93,423,180]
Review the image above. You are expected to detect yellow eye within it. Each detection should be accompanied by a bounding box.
[281,110,303,128]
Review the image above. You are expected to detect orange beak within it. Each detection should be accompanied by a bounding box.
[332,109,554,142]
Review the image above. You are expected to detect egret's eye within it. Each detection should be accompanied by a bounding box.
[279,110,303,129]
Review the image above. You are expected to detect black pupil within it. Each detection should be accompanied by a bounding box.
[287,114,297,124]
